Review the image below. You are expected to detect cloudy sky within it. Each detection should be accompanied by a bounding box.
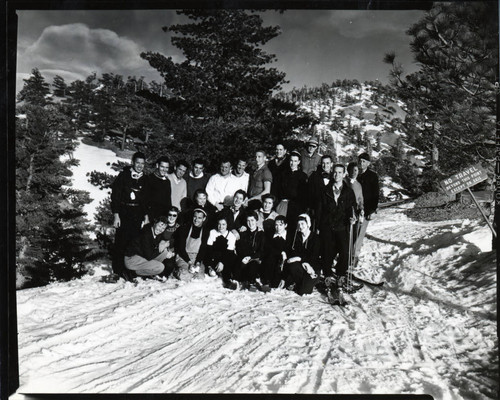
[16,8,427,93]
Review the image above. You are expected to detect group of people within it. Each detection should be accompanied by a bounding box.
[110,137,379,295]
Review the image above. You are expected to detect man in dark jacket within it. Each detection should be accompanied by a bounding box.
[355,152,380,266]
[316,164,357,278]
[124,216,174,278]
[217,189,248,240]
[307,154,334,229]
[268,143,289,197]
[111,151,148,276]
[144,156,172,221]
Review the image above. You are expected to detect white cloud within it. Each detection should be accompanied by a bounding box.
[17,23,162,91]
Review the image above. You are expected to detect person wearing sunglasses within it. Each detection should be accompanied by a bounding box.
[158,206,181,278]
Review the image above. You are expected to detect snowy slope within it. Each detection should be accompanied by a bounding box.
[13,204,497,398]
[70,139,130,223]
[292,83,422,198]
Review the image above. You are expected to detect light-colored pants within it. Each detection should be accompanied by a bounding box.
[175,253,205,281]
[353,218,370,259]
[124,251,168,276]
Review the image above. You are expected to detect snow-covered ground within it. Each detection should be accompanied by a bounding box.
[11,139,497,398]
[12,203,497,398]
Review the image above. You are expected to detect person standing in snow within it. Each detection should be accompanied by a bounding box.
[144,156,172,221]
[307,154,334,230]
[300,137,322,178]
[111,151,149,277]
[316,164,357,280]
[174,208,210,281]
[231,158,250,196]
[247,150,273,210]
[355,153,379,267]
[268,143,289,197]
[274,150,308,231]
[184,158,210,210]
[344,161,364,268]
[123,216,175,279]
[167,160,189,211]
[279,214,320,295]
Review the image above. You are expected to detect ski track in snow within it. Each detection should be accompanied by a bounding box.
[14,139,498,398]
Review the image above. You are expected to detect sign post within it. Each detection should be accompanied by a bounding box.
[440,164,496,238]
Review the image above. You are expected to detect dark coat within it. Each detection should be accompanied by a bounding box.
[124,224,163,260]
[263,232,293,262]
[316,183,357,232]
[307,169,331,209]
[236,229,265,260]
[289,231,321,270]
[357,168,379,216]
[174,223,210,264]
[217,206,247,232]
[275,168,307,205]
[111,166,147,216]
[269,156,289,196]
[143,173,172,220]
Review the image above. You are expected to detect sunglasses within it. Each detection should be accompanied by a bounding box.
[168,213,178,217]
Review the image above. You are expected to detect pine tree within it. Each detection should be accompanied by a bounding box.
[384,2,498,179]
[52,75,68,97]
[17,68,51,105]
[141,10,314,166]
[16,70,94,288]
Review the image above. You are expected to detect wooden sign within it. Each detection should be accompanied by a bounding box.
[440,164,488,196]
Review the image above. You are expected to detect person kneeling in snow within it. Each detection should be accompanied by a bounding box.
[123,216,175,280]
[279,214,321,295]
[174,208,210,281]
[204,215,237,284]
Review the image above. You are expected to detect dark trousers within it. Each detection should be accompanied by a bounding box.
[261,255,283,288]
[320,227,349,277]
[207,251,236,281]
[282,261,319,296]
[160,257,177,278]
[112,208,144,275]
[234,259,261,283]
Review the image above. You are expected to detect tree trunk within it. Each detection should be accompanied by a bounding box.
[432,133,439,170]
[26,154,35,192]
[121,126,128,151]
